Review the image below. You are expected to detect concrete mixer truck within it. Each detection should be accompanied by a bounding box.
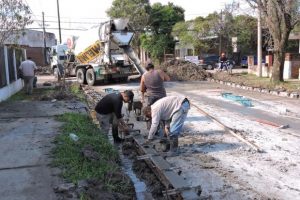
[51,18,145,85]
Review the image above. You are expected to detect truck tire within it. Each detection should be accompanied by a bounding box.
[76,68,86,84]
[86,68,96,86]
[53,67,61,81]
[207,64,213,70]
[120,77,128,82]
[53,67,59,78]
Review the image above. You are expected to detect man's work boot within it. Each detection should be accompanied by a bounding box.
[168,136,179,156]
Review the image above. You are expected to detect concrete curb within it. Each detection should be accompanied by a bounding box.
[207,78,300,99]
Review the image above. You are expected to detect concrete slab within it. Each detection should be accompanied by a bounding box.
[0,100,85,200]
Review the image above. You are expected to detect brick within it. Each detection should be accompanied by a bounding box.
[290,92,299,98]
[279,92,289,97]
[261,89,270,93]
[270,91,279,95]
[253,88,261,92]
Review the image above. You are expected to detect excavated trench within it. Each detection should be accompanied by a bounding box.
[83,87,171,199]
[122,141,167,199]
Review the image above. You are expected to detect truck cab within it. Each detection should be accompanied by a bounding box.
[50,44,68,78]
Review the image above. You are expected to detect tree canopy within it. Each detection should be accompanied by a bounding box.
[140,2,185,61]
[246,0,300,82]
[0,0,32,45]
[172,10,257,57]
[106,0,150,32]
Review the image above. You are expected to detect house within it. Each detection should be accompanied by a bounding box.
[0,30,56,102]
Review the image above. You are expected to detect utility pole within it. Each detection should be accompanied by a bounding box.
[219,9,223,56]
[42,12,47,65]
[56,0,62,44]
[257,8,262,77]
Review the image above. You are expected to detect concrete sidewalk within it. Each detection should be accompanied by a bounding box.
[0,80,86,200]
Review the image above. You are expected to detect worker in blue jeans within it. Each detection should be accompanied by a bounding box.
[143,96,190,155]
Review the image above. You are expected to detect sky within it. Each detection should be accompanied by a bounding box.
[25,0,252,42]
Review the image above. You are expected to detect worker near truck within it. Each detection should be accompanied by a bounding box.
[140,62,170,106]
[143,96,190,154]
[95,90,134,143]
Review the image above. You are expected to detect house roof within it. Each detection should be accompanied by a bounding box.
[4,29,56,47]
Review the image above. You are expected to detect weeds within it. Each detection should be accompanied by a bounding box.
[7,88,56,101]
[69,83,86,101]
[52,113,133,194]
[213,72,300,92]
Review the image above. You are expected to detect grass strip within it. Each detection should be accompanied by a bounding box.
[52,113,132,194]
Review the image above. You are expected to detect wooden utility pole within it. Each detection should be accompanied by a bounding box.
[219,10,223,56]
[42,12,47,65]
[56,0,62,44]
[257,8,262,77]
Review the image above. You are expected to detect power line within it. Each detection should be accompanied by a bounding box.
[29,27,88,31]
[33,14,108,20]
[24,0,43,28]
[34,20,100,25]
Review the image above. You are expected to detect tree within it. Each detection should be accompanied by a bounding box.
[0,0,32,45]
[172,12,257,57]
[247,0,300,82]
[141,2,184,61]
[106,0,150,32]
[233,15,257,55]
[107,0,151,53]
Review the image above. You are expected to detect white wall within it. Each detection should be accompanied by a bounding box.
[0,79,23,102]
[0,46,24,103]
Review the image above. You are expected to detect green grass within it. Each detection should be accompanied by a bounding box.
[69,83,86,102]
[53,113,119,181]
[8,88,56,101]
[52,113,133,194]
[213,72,300,92]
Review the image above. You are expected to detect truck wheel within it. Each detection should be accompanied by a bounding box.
[53,67,61,81]
[76,68,86,84]
[207,64,213,70]
[86,69,96,86]
[120,77,128,82]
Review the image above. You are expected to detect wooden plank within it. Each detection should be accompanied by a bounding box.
[132,134,200,199]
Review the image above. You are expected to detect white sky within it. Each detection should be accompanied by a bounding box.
[25,0,252,42]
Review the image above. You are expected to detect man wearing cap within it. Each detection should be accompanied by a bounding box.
[140,62,170,106]
[95,90,134,143]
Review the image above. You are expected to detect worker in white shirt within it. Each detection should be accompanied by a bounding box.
[143,96,190,154]
[19,57,37,95]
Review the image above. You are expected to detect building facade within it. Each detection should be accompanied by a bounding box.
[0,30,56,102]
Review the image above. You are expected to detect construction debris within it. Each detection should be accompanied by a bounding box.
[157,59,210,81]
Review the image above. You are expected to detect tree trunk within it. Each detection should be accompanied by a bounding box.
[271,50,285,82]
[270,31,289,82]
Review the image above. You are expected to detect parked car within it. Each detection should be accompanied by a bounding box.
[241,56,248,68]
[199,55,235,70]
[199,55,219,70]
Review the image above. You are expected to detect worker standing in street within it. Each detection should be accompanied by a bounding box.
[19,57,37,95]
[140,62,170,106]
[143,96,190,155]
[95,90,134,143]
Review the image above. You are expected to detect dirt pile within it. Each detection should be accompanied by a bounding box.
[36,65,52,75]
[158,60,211,81]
